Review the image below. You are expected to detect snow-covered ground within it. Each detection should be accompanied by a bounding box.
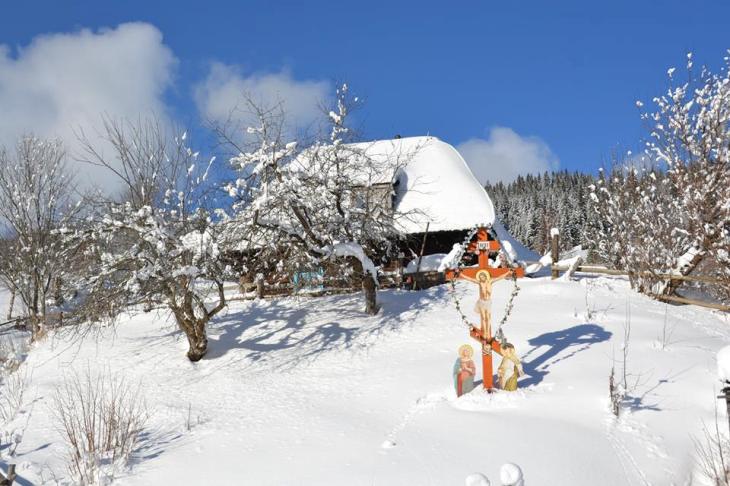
[3,276,730,485]
[0,290,28,364]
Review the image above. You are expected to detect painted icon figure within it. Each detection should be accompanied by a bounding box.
[454,344,476,397]
[497,342,524,391]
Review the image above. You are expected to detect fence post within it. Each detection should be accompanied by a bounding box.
[550,228,560,280]
[413,222,430,291]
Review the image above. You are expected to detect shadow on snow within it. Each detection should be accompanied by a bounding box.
[202,287,442,370]
[520,323,613,387]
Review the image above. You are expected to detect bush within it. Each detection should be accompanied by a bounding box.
[52,369,147,485]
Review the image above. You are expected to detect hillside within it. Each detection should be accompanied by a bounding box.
[2,275,729,485]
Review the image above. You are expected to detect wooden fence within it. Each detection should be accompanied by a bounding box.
[551,263,730,312]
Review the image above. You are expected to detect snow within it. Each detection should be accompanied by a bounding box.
[500,463,524,485]
[500,240,518,262]
[404,253,448,274]
[403,230,526,274]
[524,246,590,276]
[465,472,492,485]
[324,242,377,281]
[440,243,464,272]
[180,229,219,260]
[3,277,730,484]
[560,245,588,261]
[0,289,28,364]
[492,220,538,264]
[524,252,553,275]
[351,136,496,234]
[718,345,730,382]
[675,245,702,273]
[559,256,584,281]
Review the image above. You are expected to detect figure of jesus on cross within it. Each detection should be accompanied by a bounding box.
[460,269,510,341]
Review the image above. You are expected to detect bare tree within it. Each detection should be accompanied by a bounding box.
[71,118,226,361]
[0,137,80,339]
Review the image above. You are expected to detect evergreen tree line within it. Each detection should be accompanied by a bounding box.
[485,171,597,256]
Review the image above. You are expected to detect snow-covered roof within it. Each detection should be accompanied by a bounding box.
[352,136,496,234]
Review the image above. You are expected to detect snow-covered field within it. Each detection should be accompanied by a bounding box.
[3,276,730,485]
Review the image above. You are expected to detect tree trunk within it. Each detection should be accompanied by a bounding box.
[352,259,379,315]
[169,284,226,362]
[550,230,560,279]
[172,307,209,362]
[53,276,64,306]
[180,315,208,362]
[185,318,208,362]
[362,273,379,315]
[29,315,44,342]
[6,288,14,320]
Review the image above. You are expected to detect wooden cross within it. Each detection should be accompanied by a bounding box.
[446,227,524,390]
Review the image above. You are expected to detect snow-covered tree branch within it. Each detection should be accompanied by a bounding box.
[588,52,730,301]
[70,119,226,361]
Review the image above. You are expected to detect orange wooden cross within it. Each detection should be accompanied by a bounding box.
[446,227,524,390]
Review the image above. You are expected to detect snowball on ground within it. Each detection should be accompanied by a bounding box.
[500,463,524,486]
[465,472,491,486]
[718,345,730,382]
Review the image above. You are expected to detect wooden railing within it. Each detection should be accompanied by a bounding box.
[551,264,730,312]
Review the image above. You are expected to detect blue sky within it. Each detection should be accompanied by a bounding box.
[1,0,729,185]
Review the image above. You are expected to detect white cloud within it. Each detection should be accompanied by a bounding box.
[194,62,330,140]
[0,22,177,192]
[457,127,559,184]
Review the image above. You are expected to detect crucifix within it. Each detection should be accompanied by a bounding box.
[446,227,524,390]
